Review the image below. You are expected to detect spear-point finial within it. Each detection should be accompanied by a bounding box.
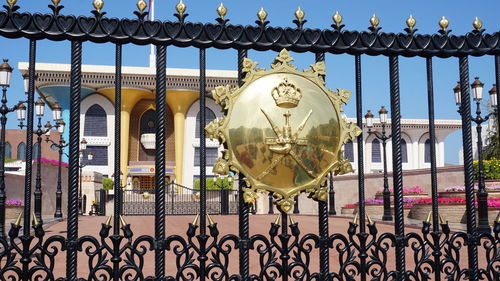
[192,214,199,226]
[14,212,23,226]
[370,14,380,27]
[93,0,104,13]
[333,11,343,26]
[352,212,359,224]
[51,0,61,6]
[207,214,216,226]
[425,211,432,223]
[273,214,281,225]
[120,215,127,227]
[217,3,227,19]
[406,15,416,30]
[257,7,268,24]
[136,0,147,14]
[294,7,305,22]
[32,212,39,226]
[439,16,449,31]
[367,214,374,225]
[289,215,296,225]
[176,0,186,16]
[6,0,17,8]
[473,17,483,31]
[496,211,500,223]
[439,214,446,225]
[104,215,112,226]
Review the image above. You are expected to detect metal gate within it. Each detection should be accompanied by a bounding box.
[0,1,498,281]
[122,183,239,215]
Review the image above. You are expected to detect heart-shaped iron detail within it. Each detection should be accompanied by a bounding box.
[322,30,339,47]
[431,34,448,49]
[164,21,181,38]
[78,17,97,34]
[341,31,359,47]
[284,27,301,44]
[379,33,395,48]
[122,19,140,37]
[56,15,75,32]
[12,12,30,30]
[397,34,413,49]
[205,23,223,40]
[245,25,263,42]
[360,32,377,47]
[225,24,243,42]
[33,14,53,31]
[414,35,431,50]
[184,22,203,39]
[100,18,119,35]
[304,29,321,45]
[465,33,482,49]
[483,34,499,48]
[265,26,282,43]
[143,21,161,37]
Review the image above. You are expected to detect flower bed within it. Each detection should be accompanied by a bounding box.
[5,200,23,220]
[439,185,500,198]
[33,157,68,167]
[374,186,428,200]
[341,198,415,217]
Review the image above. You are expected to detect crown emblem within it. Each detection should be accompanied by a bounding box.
[271,78,302,108]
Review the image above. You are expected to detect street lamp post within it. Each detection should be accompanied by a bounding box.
[45,117,67,218]
[454,78,497,233]
[366,106,393,221]
[78,138,93,215]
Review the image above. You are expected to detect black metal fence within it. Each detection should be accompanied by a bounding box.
[0,1,498,281]
[121,183,239,216]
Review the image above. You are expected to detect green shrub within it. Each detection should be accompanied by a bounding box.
[474,158,500,180]
[194,177,234,190]
[102,177,114,190]
[5,158,17,163]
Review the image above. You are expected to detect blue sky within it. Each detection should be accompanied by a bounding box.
[1,0,499,164]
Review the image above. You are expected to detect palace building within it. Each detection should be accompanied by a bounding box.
[17,62,462,190]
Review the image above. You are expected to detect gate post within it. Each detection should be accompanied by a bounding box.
[99,189,106,216]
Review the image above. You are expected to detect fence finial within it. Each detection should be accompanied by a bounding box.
[6,0,17,8]
[425,211,432,223]
[257,7,267,24]
[207,214,216,226]
[217,3,227,20]
[51,0,60,6]
[473,17,483,31]
[370,14,379,27]
[439,16,449,31]
[273,214,280,225]
[104,215,112,226]
[176,0,186,16]
[136,0,147,14]
[352,212,359,224]
[192,214,199,226]
[294,7,305,23]
[32,212,39,226]
[14,212,23,226]
[120,215,127,227]
[93,0,104,13]
[333,11,342,26]
[406,15,416,30]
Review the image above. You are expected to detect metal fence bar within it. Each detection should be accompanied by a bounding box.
[496,55,500,127]
[388,55,406,281]
[66,40,82,281]
[154,44,167,280]
[113,44,122,234]
[237,49,250,281]
[355,55,366,231]
[425,57,441,280]
[458,56,479,280]
[198,48,207,281]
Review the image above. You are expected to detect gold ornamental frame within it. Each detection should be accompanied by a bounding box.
[206,49,361,213]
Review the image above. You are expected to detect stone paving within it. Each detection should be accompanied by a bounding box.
[2,214,490,280]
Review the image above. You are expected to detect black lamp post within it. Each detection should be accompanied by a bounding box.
[366,106,393,221]
[78,138,93,215]
[454,78,497,233]
[45,113,67,218]
[328,172,336,215]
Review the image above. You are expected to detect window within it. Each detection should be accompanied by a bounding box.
[372,139,381,163]
[424,139,431,163]
[5,142,11,159]
[33,143,40,159]
[344,141,354,162]
[84,104,107,136]
[83,146,108,166]
[140,109,156,134]
[17,142,26,160]
[195,108,216,138]
[402,139,408,163]
[194,147,218,166]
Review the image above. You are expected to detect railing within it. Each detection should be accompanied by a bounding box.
[0,1,498,281]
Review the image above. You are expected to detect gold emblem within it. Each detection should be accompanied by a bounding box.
[207,49,361,212]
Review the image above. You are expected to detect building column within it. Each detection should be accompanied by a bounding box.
[166,90,199,186]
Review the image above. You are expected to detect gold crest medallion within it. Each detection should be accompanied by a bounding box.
[207,49,361,213]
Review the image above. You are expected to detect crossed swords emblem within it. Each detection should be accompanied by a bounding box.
[257,108,315,180]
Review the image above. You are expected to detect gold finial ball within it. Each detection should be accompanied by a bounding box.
[439,16,449,30]
[93,0,104,12]
[406,14,416,29]
[370,14,380,27]
[217,3,227,19]
[295,7,305,22]
[6,0,17,8]
[176,0,186,16]
[137,0,147,14]
[142,192,151,200]
[257,7,268,23]
[51,0,61,6]
[473,17,483,31]
[333,11,343,26]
